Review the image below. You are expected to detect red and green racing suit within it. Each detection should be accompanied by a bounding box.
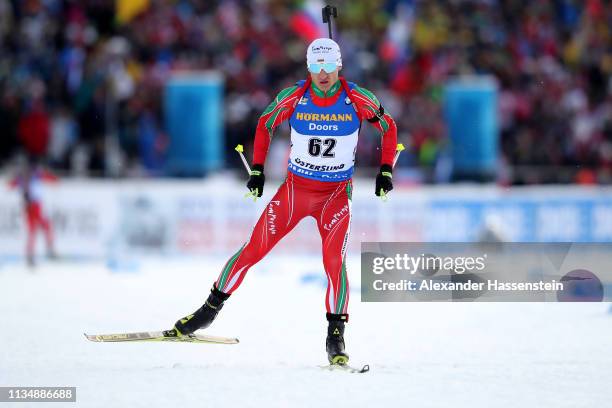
[216,77,397,316]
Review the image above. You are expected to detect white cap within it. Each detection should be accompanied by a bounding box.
[306,38,342,67]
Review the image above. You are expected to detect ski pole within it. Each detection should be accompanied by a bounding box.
[392,143,405,168]
[235,144,251,175]
[235,145,260,202]
[379,143,404,202]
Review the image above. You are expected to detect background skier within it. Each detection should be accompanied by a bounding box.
[9,160,58,267]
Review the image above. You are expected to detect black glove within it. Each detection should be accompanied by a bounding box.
[247,164,265,197]
[375,164,393,197]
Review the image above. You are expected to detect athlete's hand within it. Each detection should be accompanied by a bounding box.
[375,164,393,198]
[247,164,265,198]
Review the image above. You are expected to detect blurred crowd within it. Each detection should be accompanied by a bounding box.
[0,0,611,183]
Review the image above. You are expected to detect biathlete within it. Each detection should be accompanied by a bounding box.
[9,163,58,267]
[173,38,398,364]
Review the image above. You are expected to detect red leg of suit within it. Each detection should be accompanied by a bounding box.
[215,173,352,315]
[25,202,54,260]
[313,183,351,315]
[25,203,38,261]
[215,174,305,293]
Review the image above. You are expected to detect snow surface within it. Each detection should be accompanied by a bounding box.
[1,255,610,408]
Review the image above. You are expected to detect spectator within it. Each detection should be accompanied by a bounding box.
[18,98,50,160]
[0,0,610,184]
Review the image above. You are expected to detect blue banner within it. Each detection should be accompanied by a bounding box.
[444,77,499,180]
[164,73,224,176]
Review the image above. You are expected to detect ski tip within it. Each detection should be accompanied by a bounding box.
[319,363,370,373]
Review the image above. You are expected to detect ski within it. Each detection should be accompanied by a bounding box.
[319,363,370,374]
[84,329,239,345]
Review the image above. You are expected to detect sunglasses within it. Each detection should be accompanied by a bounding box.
[308,63,338,74]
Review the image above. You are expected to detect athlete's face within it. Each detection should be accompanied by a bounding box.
[310,66,341,93]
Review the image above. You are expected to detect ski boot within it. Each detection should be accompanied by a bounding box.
[172,285,230,336]
[326,313,349,365]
